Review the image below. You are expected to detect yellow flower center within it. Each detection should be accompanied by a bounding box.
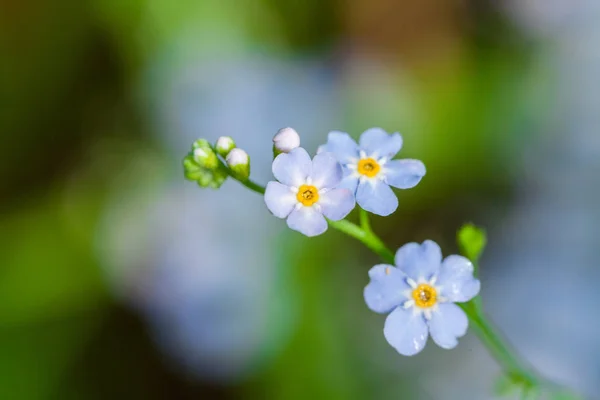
[412,284,437,308]
[296,184,319,206]
[357,158,381,178]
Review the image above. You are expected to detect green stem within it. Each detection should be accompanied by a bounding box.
[239,178,266,194]
[225,168,266,195]
[359,209,372,232]
[461,303,536,385]
[328,219,395,264]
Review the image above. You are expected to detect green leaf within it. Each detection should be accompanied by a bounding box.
[457,223,487,262]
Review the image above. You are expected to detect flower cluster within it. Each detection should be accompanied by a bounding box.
[183,127,479,357]
[183,137,251,188]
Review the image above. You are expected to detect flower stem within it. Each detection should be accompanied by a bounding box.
[225,168,266,194]
[328,219,395,264]
[235,177,558,397]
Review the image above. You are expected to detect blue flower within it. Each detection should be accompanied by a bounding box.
[265,147,356,236]
[364,240,480,356]
[318,128,425,216]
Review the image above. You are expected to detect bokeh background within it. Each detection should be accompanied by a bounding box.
[1,0,599,399]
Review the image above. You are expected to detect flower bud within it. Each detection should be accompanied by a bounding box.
[226,148,250,180]
[273,127,300,156]
[215,136,236,157]
[192,146,219,169]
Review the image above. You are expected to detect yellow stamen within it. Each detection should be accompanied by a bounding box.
[296,184,319,206]
[357,158,381,178]
[412,284,437,308]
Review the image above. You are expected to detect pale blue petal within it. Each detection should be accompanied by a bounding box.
[428,303,468,349]
[394,240,442,281]
[383,307,428,356]
[310,152,343,189]
[437,255,481,303]
[364,264,410,314]
[321,131,359,164]
[272,147,312,187]
[359,128,403,158]
[337,170,359,193]
[319,188,355,221]
[356,180,398,216]
[264,182,296,218]
[384,159,426,189]
[286,206,327,237]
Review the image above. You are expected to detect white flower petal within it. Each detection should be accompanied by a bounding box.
[310,152,343,189]
[383,307,428,356]
[428,303,468,349]
[272,147,312,187]
[264,181,297,218]
[319,188,355,221]
[286,206,327,237]
[394,240,442,281]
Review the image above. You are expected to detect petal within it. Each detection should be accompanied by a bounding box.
[319,188,355,221]
[264,181,297,218]
[364,264,410,314]
[356,180,398,216]
[359,128,403,158]
[383,307,428,356]
[337,169,359,192]
[310,152,343,189]
[394,240,442,282]
[384,159,426,189]
[286,206,327,237]
[437,255,481,303]
[320,131,359,164]
[272,147,312,187]
[428,303,468,349]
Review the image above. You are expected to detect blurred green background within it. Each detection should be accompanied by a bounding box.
[1,0,599,399]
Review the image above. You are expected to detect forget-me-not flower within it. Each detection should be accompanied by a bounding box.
[265,147,355,237]
[364,240,480,356]
[318,128,425,216]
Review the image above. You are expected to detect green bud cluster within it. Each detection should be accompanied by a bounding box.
[182,139,229,189]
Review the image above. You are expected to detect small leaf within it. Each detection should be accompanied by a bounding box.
[457,223,487,262]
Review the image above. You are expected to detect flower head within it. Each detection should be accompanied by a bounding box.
[318,128,426,216]
[273,127,301,155]
[265,147,355,236]
[364,240,480,356]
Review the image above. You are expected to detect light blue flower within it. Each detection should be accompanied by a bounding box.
[364,240,480,356]
[318,128,425,216]
[265,147,355,236]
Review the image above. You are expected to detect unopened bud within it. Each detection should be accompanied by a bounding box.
[215,136,236,157]
[193,146,218,169]
[273,127,300,156]
[226,148,250,180]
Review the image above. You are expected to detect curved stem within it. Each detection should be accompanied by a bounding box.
[232,177,550,395]
[238,178,266,194]
[328,219,395,264]
[225,168,266,195]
